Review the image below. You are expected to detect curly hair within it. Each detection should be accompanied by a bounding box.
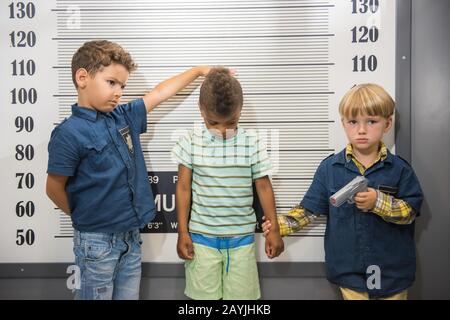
[71,40,137,88]
[199,67,243,118]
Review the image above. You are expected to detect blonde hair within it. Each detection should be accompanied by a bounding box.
[71,40,137,88]
[339,84,395,118]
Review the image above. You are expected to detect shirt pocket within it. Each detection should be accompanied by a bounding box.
[378,185,399,196]
[86,140,114,171]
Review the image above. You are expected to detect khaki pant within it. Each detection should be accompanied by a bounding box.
[340,287,408,300]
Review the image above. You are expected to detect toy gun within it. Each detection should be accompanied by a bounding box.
[329,176,369,207]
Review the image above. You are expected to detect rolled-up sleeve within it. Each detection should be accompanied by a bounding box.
[394,164,424,216]
[300,161,329,216]
[47,128,80,176]
[118,98,147,134]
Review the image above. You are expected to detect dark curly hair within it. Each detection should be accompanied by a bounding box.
[199,67,243,117]
[71,40,137,88]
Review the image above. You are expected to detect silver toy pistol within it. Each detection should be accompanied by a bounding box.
[329,176,369,207]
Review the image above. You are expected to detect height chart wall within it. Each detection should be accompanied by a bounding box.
[0,0,396,263]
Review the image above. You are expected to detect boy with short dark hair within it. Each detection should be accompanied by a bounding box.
[173,67,284,300]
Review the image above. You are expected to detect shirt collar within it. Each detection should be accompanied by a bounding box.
[71,103,99,122]
[345,142,388,163]
[201,123,241,143]
[332,142,392,166]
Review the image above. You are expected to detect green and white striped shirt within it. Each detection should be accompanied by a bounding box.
[172,125,272,237]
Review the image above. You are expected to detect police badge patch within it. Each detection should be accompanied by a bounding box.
[119,126,134,154]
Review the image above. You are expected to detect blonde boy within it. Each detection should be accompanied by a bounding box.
[263,84,423,300]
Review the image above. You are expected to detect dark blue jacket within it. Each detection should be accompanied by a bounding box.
[301,148,423,297]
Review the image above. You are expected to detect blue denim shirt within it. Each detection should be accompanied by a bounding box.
[301,148,423,297]
[47,98,155,233]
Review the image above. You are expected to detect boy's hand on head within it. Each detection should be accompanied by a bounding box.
[265,232,284,259]
[353,187,377,211]
[198,66,212,77]
[200,66,237,77]
[177,232,194,260]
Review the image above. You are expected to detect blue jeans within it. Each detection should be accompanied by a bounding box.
[73,229,142,300]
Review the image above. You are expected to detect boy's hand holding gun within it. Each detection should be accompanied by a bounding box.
[330,176,377,212]
[264,176,378,238]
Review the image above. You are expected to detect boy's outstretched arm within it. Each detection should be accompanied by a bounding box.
[46,174,71,215]
[143,66,211,113]
[255,176,284,259]
[262,206,314,237]
[176,164,194,260]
